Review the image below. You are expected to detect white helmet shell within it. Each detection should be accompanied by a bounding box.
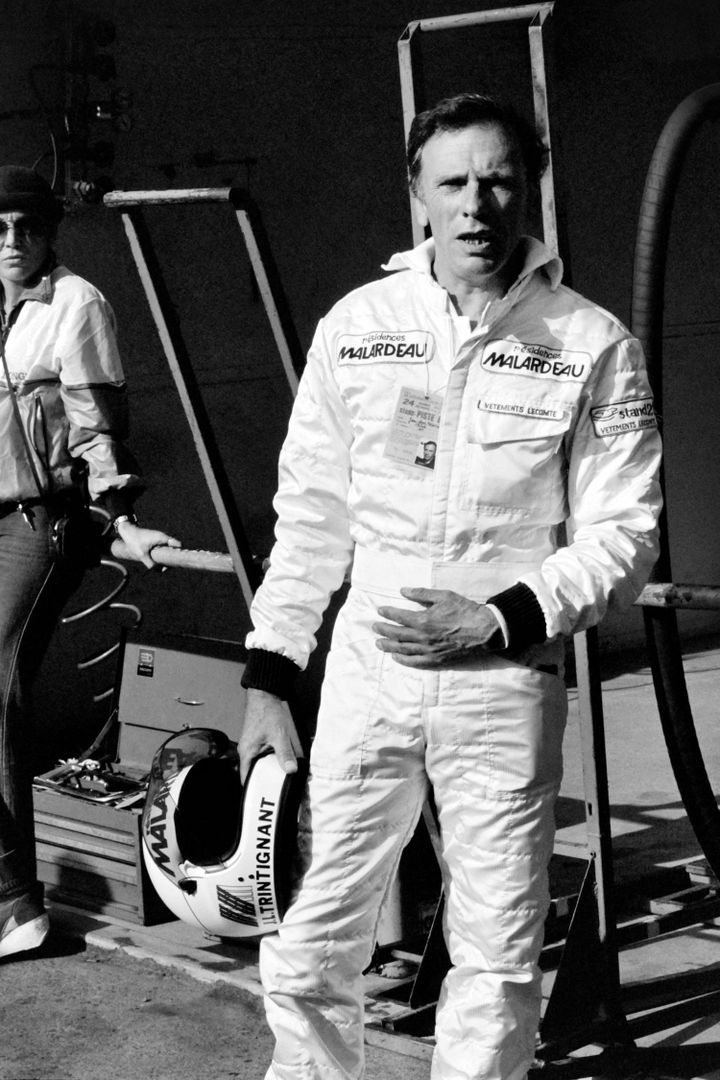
[141,728,306,937]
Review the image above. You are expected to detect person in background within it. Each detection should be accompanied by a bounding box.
[238,93,662,1080]
[0,165,180,960]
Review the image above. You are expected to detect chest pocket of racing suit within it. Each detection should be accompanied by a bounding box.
[460,397,574,520]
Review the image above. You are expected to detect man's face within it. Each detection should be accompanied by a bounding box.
[0,211,51,288]
[412,122,529,297]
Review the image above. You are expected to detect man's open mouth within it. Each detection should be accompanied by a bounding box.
[457,232,494,250]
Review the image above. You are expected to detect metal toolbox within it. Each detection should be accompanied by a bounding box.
[33,630,246,925]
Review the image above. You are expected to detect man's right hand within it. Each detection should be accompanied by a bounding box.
[237,688,303,784]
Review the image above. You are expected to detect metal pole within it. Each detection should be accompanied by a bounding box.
[105,187,241,206]
[574,627,623,967]
[111,540,235,574]
[231,197,300,396]
[413,4,554,32]
[637,582,720,609]
[398,22,428,247]
[528,7,560,254]
[105,542,720,614]
[540,626,631,1054]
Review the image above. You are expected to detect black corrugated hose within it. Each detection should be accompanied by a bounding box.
[631,84,720,879]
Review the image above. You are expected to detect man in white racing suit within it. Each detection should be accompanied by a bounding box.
[238,94,662,1080]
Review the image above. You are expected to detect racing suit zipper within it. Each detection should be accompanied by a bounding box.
[429,317,477,559]
[435,315,503,560]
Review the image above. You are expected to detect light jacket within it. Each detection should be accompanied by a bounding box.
[244,237,662,690]
[0,264,141,509]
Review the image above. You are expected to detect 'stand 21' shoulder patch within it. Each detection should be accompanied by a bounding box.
[590,397,657,437]
[481,340,591,382]
[336,330,434,365]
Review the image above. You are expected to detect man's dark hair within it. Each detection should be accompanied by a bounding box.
[407,93,548,195]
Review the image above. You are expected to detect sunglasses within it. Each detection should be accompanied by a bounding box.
[0,217,48,242]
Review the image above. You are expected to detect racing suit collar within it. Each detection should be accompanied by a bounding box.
[382,235,564,293]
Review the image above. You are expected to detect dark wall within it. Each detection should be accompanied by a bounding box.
[3,0,720,757]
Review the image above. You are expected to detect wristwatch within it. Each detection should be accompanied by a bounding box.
[112,513,138,536]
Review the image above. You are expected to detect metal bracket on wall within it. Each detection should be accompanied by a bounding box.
[103,187,303,612]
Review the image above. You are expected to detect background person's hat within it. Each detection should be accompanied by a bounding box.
[0,166,64,225]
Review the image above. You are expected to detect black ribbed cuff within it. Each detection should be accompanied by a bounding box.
[241,648,300,700]
[486,583,547,650]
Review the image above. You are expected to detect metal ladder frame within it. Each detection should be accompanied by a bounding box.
[398,3,562,256]
[365,5,720,1067]
[396,0,628,1037]
[103,187,302,612]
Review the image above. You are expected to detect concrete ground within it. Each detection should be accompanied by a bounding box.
[9,639,720,1079]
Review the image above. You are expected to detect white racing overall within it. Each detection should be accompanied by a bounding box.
[246,238,662,1080]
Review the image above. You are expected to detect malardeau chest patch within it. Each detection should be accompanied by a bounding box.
[337,330,434,365]
[481,339,591,382]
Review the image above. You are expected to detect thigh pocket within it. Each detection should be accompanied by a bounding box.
[486,660,567,790]
[436,658,567,793]
[310,635,386,779]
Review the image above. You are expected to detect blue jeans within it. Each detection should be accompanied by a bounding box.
[0,504,83,900]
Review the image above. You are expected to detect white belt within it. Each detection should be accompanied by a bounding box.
[349,546,541,602]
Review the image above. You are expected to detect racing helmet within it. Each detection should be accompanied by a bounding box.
[141,728,306,937]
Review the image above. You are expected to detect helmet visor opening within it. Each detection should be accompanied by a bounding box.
[144,729,242,866]
[175,757,242,865]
